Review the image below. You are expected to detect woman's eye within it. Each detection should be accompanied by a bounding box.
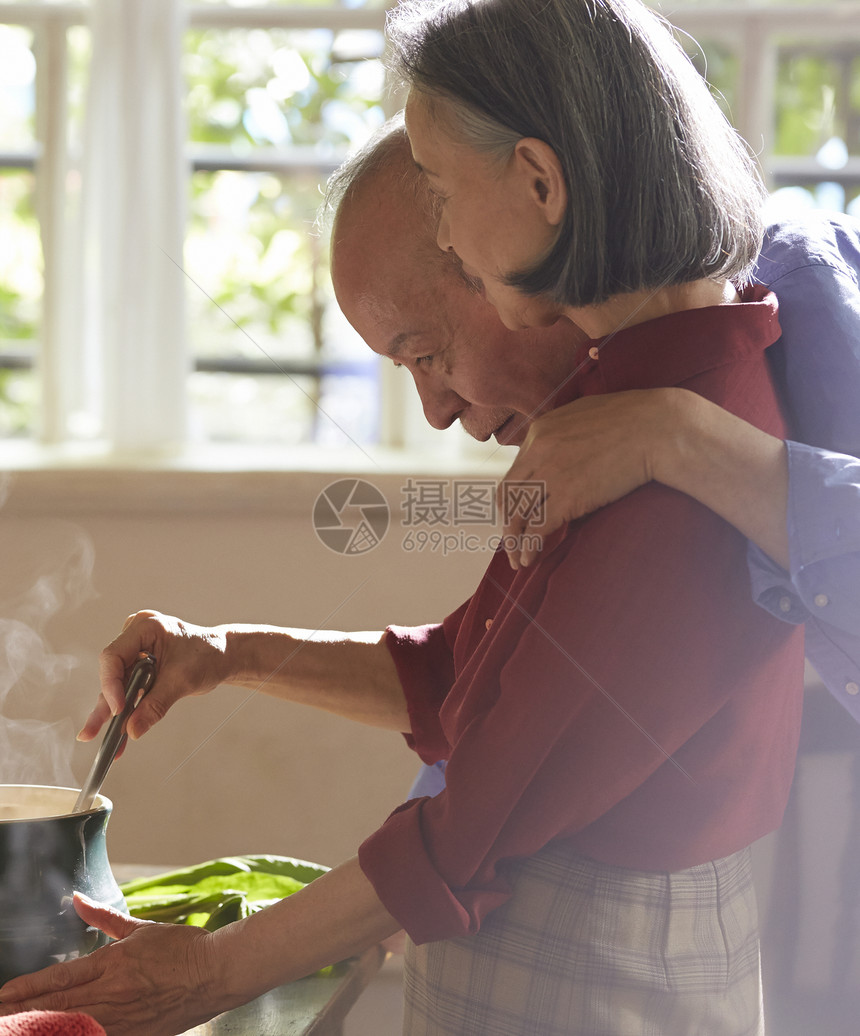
[415,354,433,367]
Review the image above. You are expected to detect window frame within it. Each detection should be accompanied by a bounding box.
[2,1,860,472]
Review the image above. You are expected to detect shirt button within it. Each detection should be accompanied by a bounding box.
[847,682,860,696]
[814,593,829,608]
[485,619,494,631]
[779,595,793,613]
[588,346,600,360]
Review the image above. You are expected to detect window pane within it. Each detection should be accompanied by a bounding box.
[775,47,859,158]
[183,24,385,446]
[0,170,40,438]
[184,26,385,150]
[67,25,91,153]
[0,25,36,149]
[680,38,738,123]
[1,20,89,442]
[189,366,379,447]
[186,168,378,446]
[770,42,860,215]
[187,169,322,363]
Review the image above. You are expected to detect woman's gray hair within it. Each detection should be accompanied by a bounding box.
[387,0,766,307]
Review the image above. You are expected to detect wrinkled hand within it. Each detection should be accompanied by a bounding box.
[80,611,231,743]
[498,389,677,568]
[0,894,226,1036]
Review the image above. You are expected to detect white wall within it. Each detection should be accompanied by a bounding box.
[0,466,492,870]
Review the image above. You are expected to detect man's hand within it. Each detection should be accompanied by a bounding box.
[498,389,666,568]
[81,611,231,743]
[0,895,227,1036]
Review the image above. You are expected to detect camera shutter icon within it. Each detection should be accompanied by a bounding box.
[313,479,390,555]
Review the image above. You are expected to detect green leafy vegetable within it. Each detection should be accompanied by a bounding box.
[120,854,329,932]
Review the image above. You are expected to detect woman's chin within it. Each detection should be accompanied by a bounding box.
[493,415,528,446]
[495,297,563,332]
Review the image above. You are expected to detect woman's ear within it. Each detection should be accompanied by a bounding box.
[513,138,567,227]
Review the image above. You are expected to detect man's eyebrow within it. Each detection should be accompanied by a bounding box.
[386,331,431,357]
[387,332,412,356]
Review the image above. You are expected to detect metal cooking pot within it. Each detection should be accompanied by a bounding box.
[0,784,126,985]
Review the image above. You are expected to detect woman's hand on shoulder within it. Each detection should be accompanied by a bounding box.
[498,388,682,568]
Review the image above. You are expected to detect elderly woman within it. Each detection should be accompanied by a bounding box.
[394,4,860,730]
[388,0,804,1031]
[0,2,804,1034]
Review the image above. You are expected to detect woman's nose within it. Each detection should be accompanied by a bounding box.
[436,209,454,255]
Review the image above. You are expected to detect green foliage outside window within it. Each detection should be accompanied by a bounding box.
[183,25,386,351]
[181,26,386,443]
[0,170,41,438]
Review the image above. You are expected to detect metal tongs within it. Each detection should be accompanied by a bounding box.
[73,653,158,813]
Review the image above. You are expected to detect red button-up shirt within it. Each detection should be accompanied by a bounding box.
[359,288,805,944]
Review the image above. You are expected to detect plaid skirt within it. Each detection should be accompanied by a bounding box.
[403,843,763,1036]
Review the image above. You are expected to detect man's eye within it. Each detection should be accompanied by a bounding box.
[391,356,432,370]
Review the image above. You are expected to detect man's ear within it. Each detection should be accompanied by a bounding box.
[513,138,567,227]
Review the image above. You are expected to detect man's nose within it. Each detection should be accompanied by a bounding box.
[418,381,464,431]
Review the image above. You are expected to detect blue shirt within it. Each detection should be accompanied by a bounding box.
[751,213,860,718]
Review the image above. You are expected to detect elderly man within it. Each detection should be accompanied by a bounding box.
[1,119,809,1034]
[326,133,584,449]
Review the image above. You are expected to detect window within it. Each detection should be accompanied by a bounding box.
[669,1,860,217]
[1,0,859,465]
[0,0,400,461]
[0,8,90,442]
[182,13,389,448]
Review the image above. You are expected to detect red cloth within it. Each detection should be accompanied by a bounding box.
[0,1012,105,1035]
[360,288,805,943]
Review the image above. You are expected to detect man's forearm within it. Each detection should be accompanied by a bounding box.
[221,626,410,731]
[654,388,790,570]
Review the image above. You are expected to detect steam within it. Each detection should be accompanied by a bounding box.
[0,522,96,788]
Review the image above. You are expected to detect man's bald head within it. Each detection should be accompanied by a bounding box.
[329,120,453,302]
[326,117,581,446]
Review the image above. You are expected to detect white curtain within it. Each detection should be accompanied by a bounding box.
[71,0,188,453]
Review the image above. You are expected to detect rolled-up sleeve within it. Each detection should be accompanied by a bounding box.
[385,622,454,763]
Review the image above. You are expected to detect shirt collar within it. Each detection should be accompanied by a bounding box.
[553,285,781,407]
